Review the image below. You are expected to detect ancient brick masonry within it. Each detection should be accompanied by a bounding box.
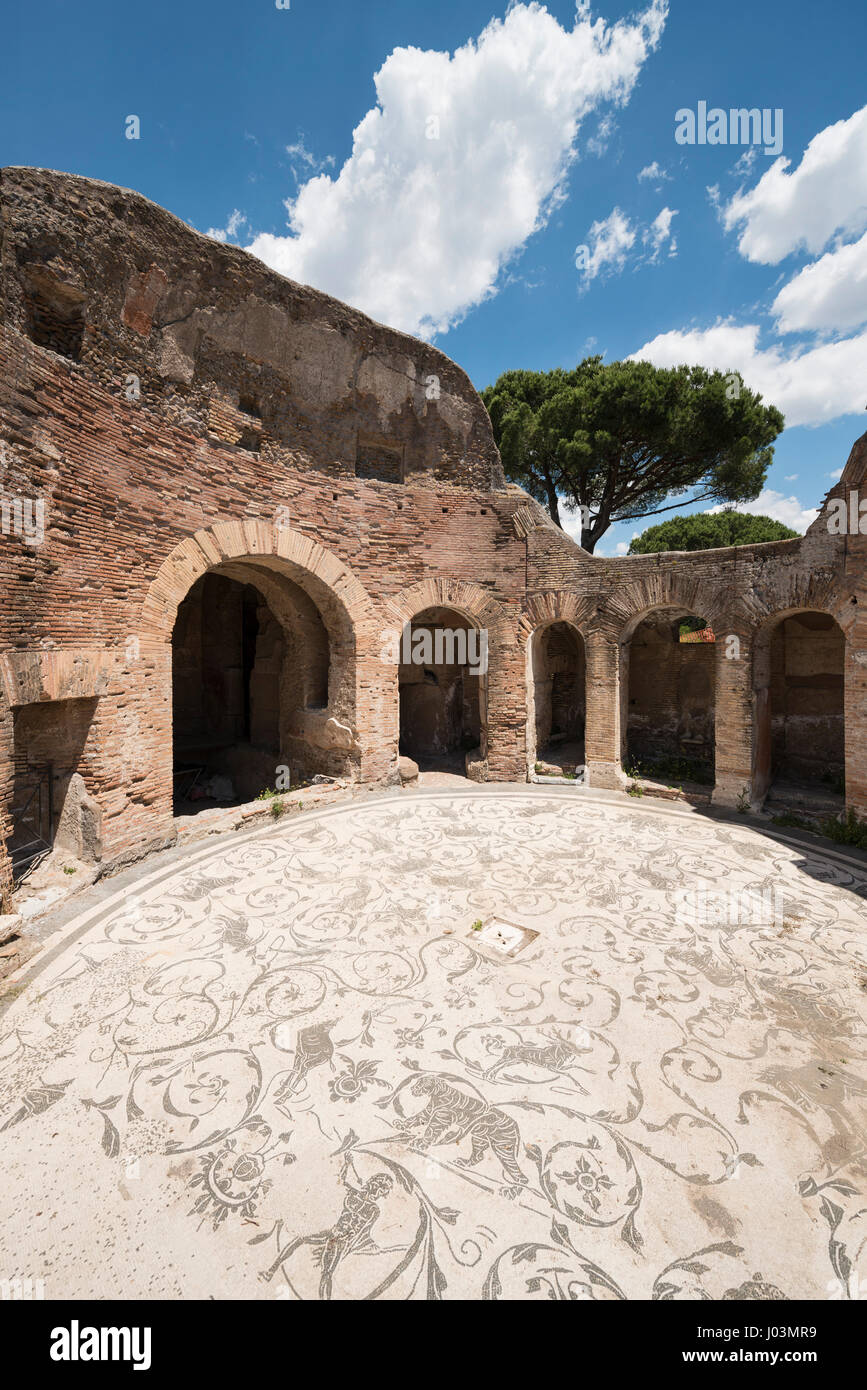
[0,166,865,883]
[0,804,12,912]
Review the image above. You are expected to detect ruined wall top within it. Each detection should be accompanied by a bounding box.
[806,429,867,536]
[0,166,505,492]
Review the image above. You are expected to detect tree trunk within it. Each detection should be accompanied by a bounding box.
[545,480,562,529]
[581,516,609,554]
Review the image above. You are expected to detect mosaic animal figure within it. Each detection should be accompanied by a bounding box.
[397,1074,528,1196]
[260,1173,394,1298]
[482,1027,586,1084]
[274,1020,335,1109]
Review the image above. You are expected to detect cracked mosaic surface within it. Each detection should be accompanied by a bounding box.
[1,791,866,1300]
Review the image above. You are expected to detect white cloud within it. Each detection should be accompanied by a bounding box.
[630,320,867,427]
[206,209,248,243]
[723,104,867,263]
[827,468,844,480]
[245,1,668,337]
[784,474,798,481]
[578,203,677,282]
[636,107,867,432]
[771,229,867,333]
[731,147,757,178]
[581,208,636,281]
[586,113,617,158]
[559,502,585,545]
[706,490,819,533]
[638,160,670,183]
[285,136,336,185]
[644,205,678,260]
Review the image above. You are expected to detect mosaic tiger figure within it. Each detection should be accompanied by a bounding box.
[397,1074,528,1197]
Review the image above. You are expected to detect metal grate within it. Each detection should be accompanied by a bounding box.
[468,916,540,960]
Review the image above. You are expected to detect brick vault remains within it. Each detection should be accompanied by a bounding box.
[1,167,865,884]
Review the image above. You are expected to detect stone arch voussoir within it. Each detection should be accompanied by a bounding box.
[519,592,598,647]
[139,523,377,648]
[604,572,732,642]
[385,578,514,643]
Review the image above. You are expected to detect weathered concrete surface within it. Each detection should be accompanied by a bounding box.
[0,791,865,1300]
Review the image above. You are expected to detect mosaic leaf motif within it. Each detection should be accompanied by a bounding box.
[0,793,866,1299]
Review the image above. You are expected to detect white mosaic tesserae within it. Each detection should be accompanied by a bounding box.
[1,790,865,1300]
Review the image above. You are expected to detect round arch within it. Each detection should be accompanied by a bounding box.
[135,521,388,809]
[617,597,719,782]
[384,576,512,636]
[751,604,848,808]
[139,520,376,646]
[384,578,524,779]
[519,596,595,778]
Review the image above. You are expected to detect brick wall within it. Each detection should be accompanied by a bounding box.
[1,167,866,879]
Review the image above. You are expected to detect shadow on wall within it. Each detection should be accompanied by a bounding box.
[398,608,484,769]
[754,611,845,804]
[171,568,336,805]
[9,696,100,875]
[624,612,716,782]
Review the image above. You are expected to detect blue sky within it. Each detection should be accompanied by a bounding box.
[2,0,866,554]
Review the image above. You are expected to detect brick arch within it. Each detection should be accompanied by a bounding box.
[750,603,850,811]
[604,573,732,642]
[384,576,512,639]
[520,595,593,775]
[134,522,394,799]
[518,592,598,647]
[384,578,525,781]
[139,520,377,646]
[612,575,723,782]
[744,581,858,641]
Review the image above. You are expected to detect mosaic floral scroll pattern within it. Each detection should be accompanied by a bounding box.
[0,793,865,1300]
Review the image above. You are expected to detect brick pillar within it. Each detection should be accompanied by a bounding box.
[845,613,867,819]
[712,624,755,809]
[0,685,13,909]
[484,634,527,780]
[355,618,399,784]
[127,641,175,853]
[584,628,625,790]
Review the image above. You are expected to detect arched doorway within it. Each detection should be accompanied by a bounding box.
[398,607,486,774]
[527,621,586,776]
[622,609,716,787]
[753,610,845,812]
[171,562,334,810]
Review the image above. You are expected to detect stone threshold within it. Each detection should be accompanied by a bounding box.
[174,777,352,845]
[628,776,713,806]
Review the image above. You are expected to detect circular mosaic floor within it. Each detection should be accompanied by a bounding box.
[1,791,866,1301]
